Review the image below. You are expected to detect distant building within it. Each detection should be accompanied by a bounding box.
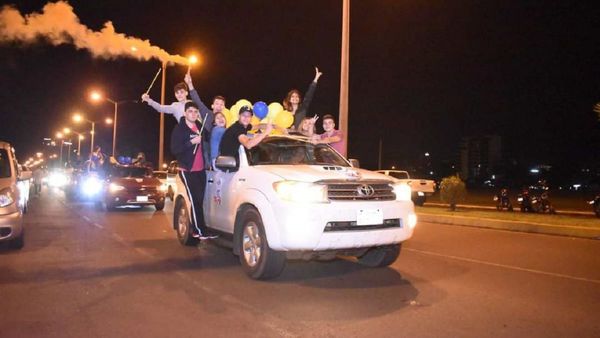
[459,135,502,183]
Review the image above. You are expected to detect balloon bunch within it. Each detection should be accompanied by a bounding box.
[223,99,295,134]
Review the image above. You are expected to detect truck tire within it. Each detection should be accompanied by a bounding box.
[413,195,426,206]
[174,198,198,246]
[237,207,286,280]
[358,244,401,267]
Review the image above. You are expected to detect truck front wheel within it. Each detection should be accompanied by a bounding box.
[174,198,198,246]
[358,244,401,267]
[237,208,286,280]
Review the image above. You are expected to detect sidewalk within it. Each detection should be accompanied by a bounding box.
[418,209,600,240]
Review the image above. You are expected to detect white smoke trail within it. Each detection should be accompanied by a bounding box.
[0,1,188,65]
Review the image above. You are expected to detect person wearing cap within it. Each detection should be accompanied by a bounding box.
[219,105,273,169]
[170,101,218,240]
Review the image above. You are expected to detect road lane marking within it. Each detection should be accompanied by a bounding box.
[405,248,600,285]
[83,216,91,222]
[93,223,104,229]
[111,233,125,243]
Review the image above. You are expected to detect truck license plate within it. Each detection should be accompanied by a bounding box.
[136,196,148,202]
[356,208,383,226]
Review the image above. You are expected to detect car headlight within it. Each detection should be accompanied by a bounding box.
[273,181,329,203]
[393,183,412,201]
[158,183,168,192]
[0,188,15,208]
[109,183,125,193]
[48,173,68,187]
[407,213,417,229]
[82,177,103,196]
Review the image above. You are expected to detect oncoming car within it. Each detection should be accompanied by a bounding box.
[153,170,176,201]
[173,136,417,279]
[102,165,166,211]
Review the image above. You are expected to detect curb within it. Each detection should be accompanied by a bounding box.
[424,202,595,216]
[418,213,600,240]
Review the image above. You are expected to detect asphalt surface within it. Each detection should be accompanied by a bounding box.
[1,189,599,337]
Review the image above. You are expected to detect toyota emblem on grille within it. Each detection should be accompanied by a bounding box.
[357,184,375,197]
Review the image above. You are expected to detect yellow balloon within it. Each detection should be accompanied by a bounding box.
[236,99,252,109]
[267,102,283,120]
[250,115,261,129]
[274,110,294,129]
[270,129,283,136]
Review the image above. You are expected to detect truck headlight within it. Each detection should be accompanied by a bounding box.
[393,183,412,201]
[82,177,103,196]
[0,188,15,208]
[273,181,329,203]
[109,183,125,193]
[408,213,417,229]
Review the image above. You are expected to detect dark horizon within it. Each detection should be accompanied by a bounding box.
[1,1,599,184]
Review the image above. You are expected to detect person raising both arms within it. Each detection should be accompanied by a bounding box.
[283,67,323,129]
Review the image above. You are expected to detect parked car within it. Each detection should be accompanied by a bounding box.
[102,164,166,211]
[153,170,176,201]
[376,170,435,206]
[173,136,417,279]
[0,141,27,249]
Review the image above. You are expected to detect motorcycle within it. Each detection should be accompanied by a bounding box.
[517,189,535,212]
[493,188,513,211]
[589,195,600,218]
[537,191,556,214]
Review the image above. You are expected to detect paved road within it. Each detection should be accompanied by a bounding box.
[1,190,599,337]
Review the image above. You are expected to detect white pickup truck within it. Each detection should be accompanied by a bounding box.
[173,136,417,280]
[376,170,436,206]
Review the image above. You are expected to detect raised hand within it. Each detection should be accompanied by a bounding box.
[141,93,150,102]
[184,70,194,90]
[314,66,323,82]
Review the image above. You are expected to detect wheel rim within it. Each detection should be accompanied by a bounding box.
[177,205,189,237]
[242,221,262,268]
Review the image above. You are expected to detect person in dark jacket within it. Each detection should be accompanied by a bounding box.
[170,101,218,239]
[282,67,323,129]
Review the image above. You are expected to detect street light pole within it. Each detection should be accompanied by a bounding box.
[104,98,118,157]
[339,0,350,157]
[90,121,95,156]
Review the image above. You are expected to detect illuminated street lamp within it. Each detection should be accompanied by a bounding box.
[90,90,135,157]
[73,113,112,157]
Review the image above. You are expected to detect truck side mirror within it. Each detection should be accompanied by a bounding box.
[215,156,237,172]
[349,158,360,168]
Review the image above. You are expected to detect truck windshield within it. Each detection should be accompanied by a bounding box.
[248,138,349,166]
[0,150,11,178]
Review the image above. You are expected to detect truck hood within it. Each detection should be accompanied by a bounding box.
[254,165,394,183]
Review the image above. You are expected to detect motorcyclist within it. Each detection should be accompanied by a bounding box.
[494,188,513,211]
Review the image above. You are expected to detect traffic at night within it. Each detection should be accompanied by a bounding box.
[1,1,599,337]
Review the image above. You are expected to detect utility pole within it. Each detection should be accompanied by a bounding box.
[339,0,350,157]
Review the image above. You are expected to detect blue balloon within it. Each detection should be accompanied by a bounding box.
[118,156,125,163]
[253,101,268,119]
[124,156,132,164]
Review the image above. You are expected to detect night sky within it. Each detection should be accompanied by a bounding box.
[1,0,599,178]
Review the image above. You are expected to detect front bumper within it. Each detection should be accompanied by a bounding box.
[0,210,24,242]
[264,200,415,251]
[105,191,165,206]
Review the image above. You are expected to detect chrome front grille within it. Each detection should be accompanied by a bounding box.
[326,181,396,201]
